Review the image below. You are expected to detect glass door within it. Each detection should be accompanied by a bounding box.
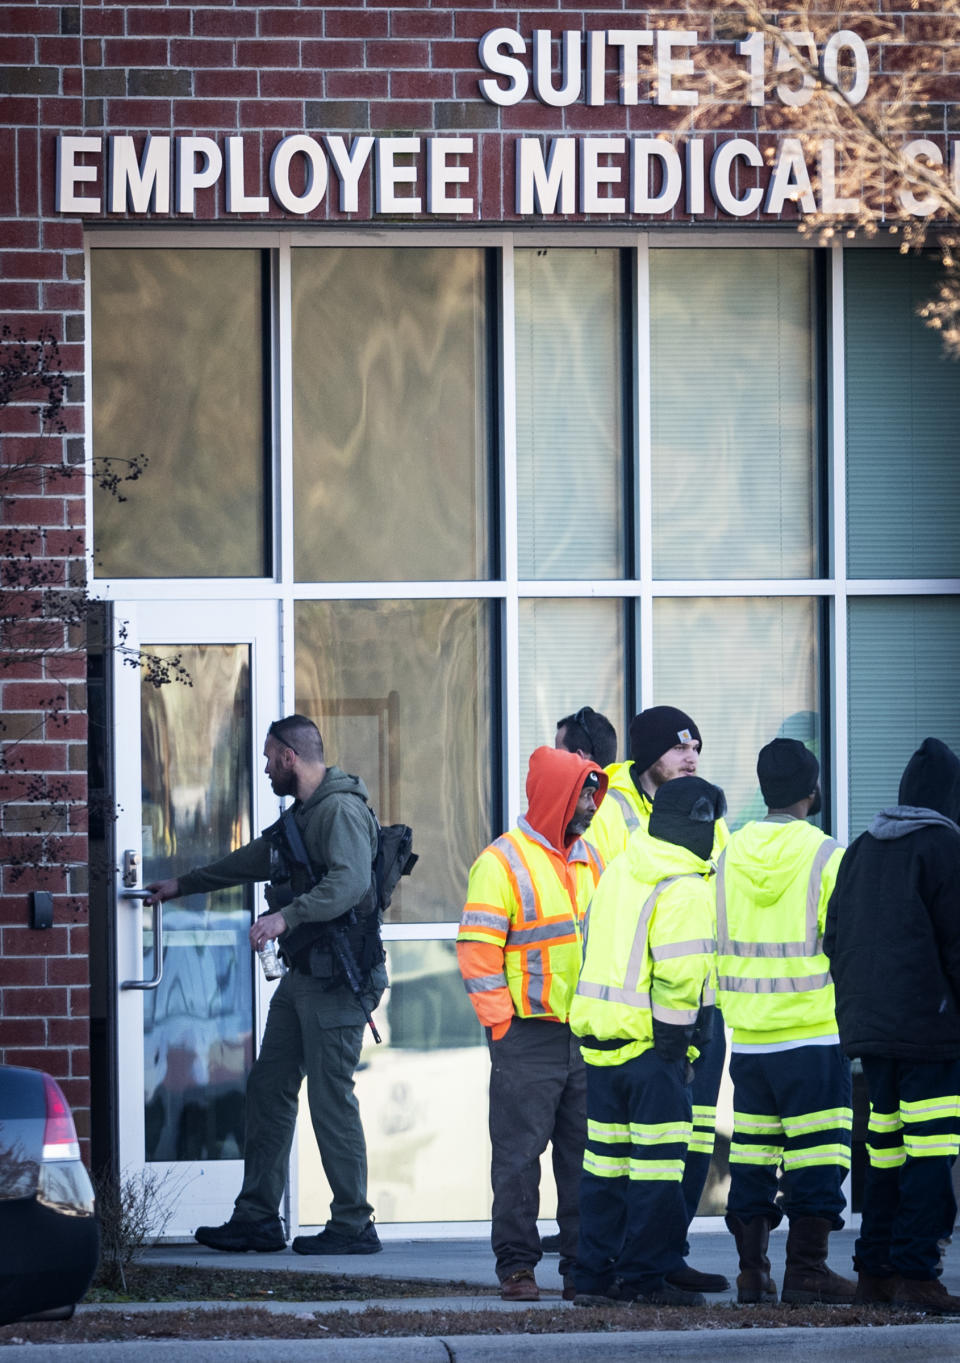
[113,601,280,1238]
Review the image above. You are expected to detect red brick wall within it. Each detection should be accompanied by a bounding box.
[0,0,954,1158]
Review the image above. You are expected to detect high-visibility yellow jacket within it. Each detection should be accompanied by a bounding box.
[457,747,606,1035]
[714,817,844,1046]
[569,834,716,1067]
[586,761,730,866]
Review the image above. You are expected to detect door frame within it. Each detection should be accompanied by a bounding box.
[111,599,282,1239]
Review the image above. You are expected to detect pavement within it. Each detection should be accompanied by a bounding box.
[8,1226,960,1361]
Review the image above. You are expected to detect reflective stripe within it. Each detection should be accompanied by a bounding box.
[527,947,546,1013]
[587,1119,631,1144]
[463,972,507,994]
[629,1120,692,1145]
[716,972,831,994]
[688,1133,716,1156]
[866,1142,906,1169]
[904,1133,960,1157]
[781,1108,853,1136]
[692,1105,716,1123]
[715,837,840,963]
[651,1002,700,1025]
[729,1144,782,1166]
[607,788,640,833]
[867,1109,902,1134]
[651,937,716,961]
[508,921,578,946]
[584,1150,630,1179]
[577,980,652,1010]
[901,1096,960,1122]
[459,908,509,933]
[492,835,539,924]
[733,1113,782,1135]
[627,1158,686,1182]
[782,1144,852,1171]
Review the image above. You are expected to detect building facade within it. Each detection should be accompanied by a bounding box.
[2,1,959,1237]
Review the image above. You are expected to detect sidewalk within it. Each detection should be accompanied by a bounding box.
[11,1229,960,1363]
[135,1223,960,1307]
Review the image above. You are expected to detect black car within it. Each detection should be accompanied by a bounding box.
[0,1064,99,1326]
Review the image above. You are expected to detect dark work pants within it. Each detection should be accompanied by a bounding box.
[576,1049,690,1295]
[856,1055,960,1281]
[727,1044,852,1227]
[683,1006,726,1235]
[232,969,379,1236]
[487,1017,586,1282]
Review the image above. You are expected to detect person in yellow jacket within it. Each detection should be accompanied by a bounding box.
[716,737,854,1306]
[570,775,726,1308]
[457,746,607,1302]
[585,704,730,1294]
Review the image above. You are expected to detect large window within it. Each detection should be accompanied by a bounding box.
[292,248,490,583]
[515,248,624,579]
[91,248,269,578]
[650,249,820,580]
[294,598,494,925]
[844,251,960,579]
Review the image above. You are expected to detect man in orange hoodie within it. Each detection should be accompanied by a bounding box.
[458,747,607,1301]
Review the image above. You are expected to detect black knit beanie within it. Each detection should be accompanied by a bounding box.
[757,738,819,809]
[629,706,701,775]
[648,775,726,861]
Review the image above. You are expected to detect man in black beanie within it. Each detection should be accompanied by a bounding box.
[716,737,854,1305]
[583,705,730,1294]
[824,737,960,1314]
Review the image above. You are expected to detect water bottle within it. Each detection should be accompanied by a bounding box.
[257,939,285,980]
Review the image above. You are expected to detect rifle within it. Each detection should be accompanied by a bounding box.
[264,808,383,1044]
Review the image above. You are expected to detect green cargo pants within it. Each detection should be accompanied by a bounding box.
[233,965,384,1235]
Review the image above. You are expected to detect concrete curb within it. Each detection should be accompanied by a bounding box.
[4,1323,960,1362]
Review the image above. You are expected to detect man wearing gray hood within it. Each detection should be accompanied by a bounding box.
[824,737,960,1314]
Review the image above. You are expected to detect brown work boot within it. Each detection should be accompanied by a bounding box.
[889,1277,960,1315]
[853,1271,896,1305]
[781,1217,855,1304]
[725,1213,778,1303]
[500,1268,539,1301]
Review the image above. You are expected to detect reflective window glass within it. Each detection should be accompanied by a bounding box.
[91,249,268,578]
[295,599,494,923]
[518,598,625,771]
[844,251,960,578]
[847,597,960,835]
[140,643,254,1163]
[292,248,489,582]
[650,250,818,580]
[653,597,821,829]
[297,942,492,1224]
[515,249,624,579]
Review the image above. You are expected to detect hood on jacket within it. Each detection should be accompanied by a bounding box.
[524,746,607,852]
[869,806,960,841]
[722,818,828,907]
[298,764,370,810]
[897,737,960,822]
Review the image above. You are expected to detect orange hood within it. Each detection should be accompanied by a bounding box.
[524,746,608,852]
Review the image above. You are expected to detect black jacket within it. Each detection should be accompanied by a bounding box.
[823,738,960,1062]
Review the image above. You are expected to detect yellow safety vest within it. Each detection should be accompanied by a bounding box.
[458,829,602,1023]
[570,839,716,1066]
[714,818,844,1045]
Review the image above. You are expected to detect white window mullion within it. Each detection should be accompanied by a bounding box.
[501,234,521,826]
[830,242,849,844]
[636,235,654,706]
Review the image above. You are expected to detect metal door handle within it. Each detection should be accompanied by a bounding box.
[119,890,164,991]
